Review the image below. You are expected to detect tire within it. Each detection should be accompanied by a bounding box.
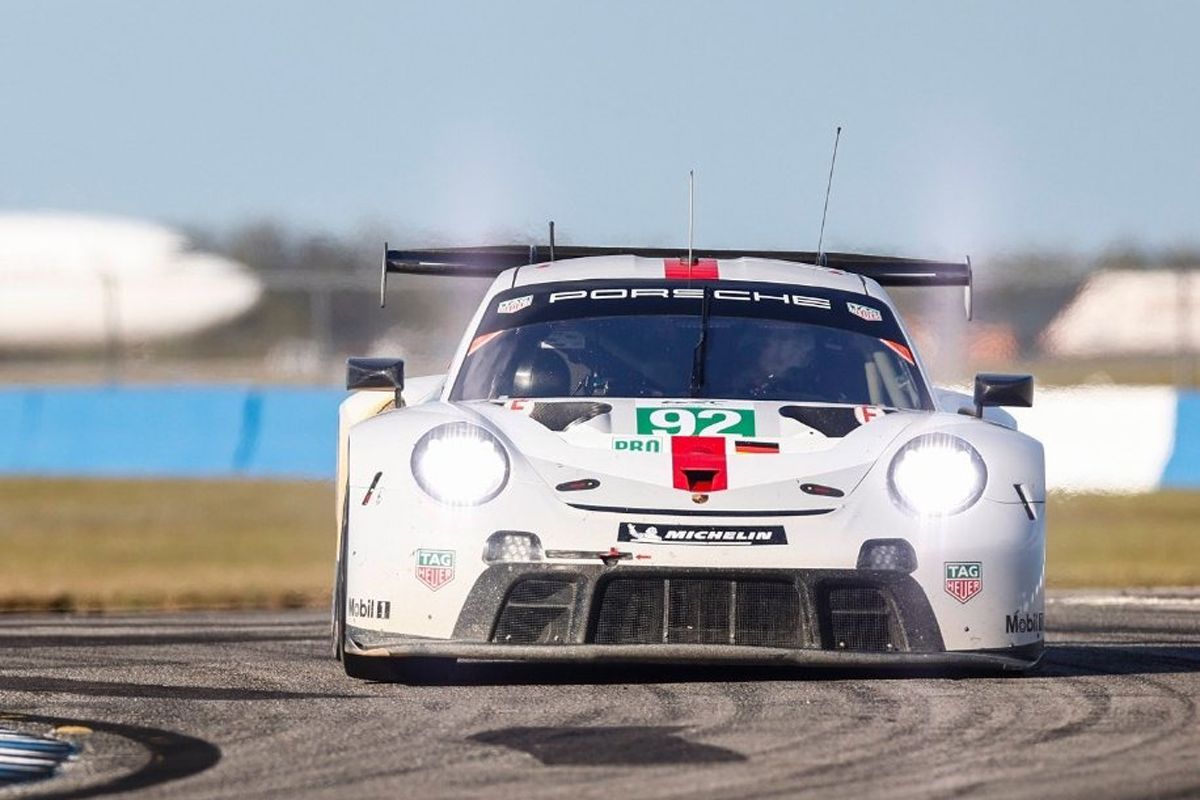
[343,655,457,684]
[330,486,350,661]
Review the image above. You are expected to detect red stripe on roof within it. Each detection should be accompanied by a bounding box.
[670,435,728,492]
[664,258,719,280]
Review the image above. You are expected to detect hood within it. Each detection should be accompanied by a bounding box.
[464,398,923,512]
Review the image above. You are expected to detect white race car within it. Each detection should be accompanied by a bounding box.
[333,246,1044,681]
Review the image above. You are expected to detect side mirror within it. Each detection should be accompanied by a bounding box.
[347,358,405,406]
[973,373,1033,418]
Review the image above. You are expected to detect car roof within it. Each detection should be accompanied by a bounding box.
[506,255,877,296]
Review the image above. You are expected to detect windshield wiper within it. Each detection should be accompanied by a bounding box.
[689,285,711,397]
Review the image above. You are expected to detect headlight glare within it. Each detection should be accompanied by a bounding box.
[412,422,509,506]
[888,433,986,516]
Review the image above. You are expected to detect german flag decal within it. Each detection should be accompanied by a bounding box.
[734,440,780,454]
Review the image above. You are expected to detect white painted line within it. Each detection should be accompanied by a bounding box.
[1050,595,1200,610]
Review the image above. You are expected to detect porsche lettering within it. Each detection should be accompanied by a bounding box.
[547,287,830,307]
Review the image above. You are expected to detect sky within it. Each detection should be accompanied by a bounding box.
[2,2,1199,260]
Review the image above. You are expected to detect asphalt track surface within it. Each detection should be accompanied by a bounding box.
[1,590,1198,799]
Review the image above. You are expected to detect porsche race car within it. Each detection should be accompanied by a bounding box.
[333,245,1044,680]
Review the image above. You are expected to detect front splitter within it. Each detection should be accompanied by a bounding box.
[344,635,1043,673]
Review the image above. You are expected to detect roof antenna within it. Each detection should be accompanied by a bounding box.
[379,241,389,308]
[548,220,556,261]
[816,126,842,266]
[688,169,695,266]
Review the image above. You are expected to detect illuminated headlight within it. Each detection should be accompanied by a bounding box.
[888,434,986,516]
[412,422,509,506]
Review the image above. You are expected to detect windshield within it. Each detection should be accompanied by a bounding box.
[451,281,932,409]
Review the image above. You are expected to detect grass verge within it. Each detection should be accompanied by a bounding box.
[1046,491,1200,587]
[0,479,333,612]
[0,480,1197,611]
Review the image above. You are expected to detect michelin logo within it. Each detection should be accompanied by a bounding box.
[618,523,787,546]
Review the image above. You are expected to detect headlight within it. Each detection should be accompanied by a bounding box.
[412,422,510,506]
[887,433,986,516]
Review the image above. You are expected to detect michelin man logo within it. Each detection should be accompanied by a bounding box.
[625,524,663,543]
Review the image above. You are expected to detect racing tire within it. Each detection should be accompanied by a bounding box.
[342,655,458,684]
[330,485,350,661]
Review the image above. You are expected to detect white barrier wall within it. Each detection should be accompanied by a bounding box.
[1008,386,1179,493]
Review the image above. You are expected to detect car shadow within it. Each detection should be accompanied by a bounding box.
[468,725,747,765]
[1037,642,1200,678]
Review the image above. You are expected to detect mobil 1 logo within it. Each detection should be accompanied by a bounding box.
[348,597,391,620]
[944,562,982,604]
[1006,611,1045,635]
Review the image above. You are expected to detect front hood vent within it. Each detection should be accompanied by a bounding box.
[779,405,894,437]
[528,401,612,432]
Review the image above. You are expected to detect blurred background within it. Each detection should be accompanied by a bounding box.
[1,1,1197,609]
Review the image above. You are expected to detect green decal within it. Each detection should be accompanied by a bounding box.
[612,436,663,453]
[635,407,756,437]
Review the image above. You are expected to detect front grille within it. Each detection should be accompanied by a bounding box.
[592,577,802,647]
[492,579,577,644]
[818,584,901,652]
[459,565,942,654]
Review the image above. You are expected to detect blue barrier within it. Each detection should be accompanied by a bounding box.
[0,386,343,479]
[1162,391,1200,489]
[239,388,345,478]
[0,385,1198,487]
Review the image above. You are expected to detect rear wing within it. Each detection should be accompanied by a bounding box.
[380,244,974,318]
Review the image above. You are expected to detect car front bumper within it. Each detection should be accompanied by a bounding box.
[344,563,1043,672]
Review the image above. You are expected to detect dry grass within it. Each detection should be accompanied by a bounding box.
[0,480,1196,611]
[1047,491,1200,587]
[0,479,334,611]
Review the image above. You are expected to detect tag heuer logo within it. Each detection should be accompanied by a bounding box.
[497,295,533,314]
[944,562,982,603]
[416,549,455,591]
[847,302,883,322]
[618,523,787,546]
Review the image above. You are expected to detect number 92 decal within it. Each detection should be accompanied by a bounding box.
[635,406,755,437]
